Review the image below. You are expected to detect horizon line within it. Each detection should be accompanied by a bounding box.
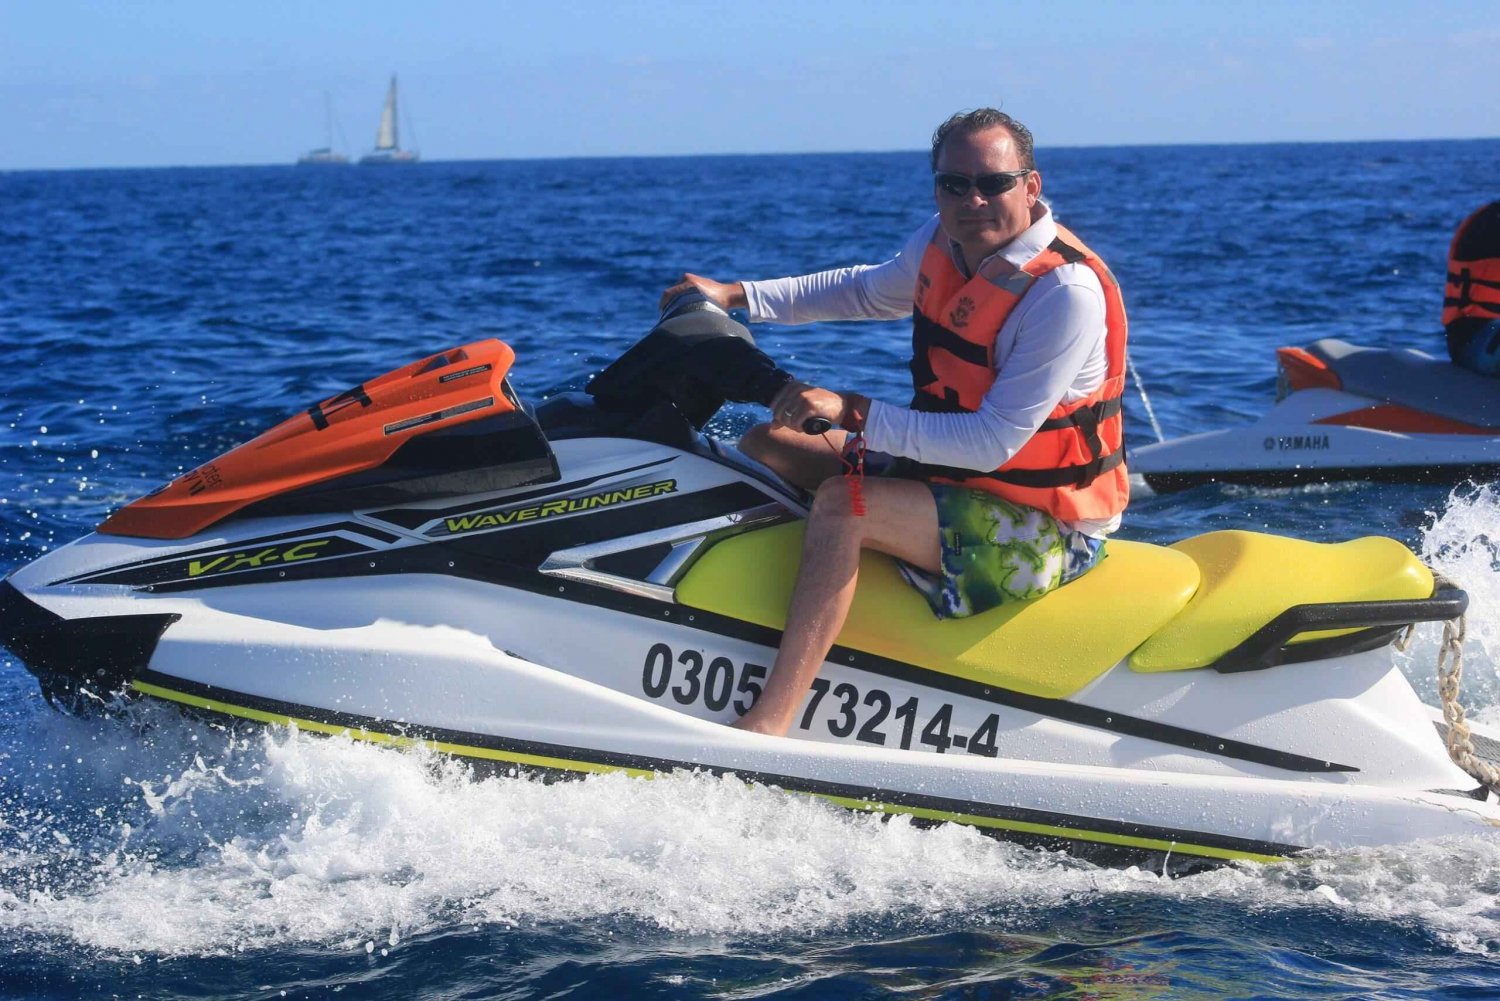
[6,133,1498,175]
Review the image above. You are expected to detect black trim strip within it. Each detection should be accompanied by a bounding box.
[1141,461,1500,494]
[369,458,677,530]
[354,524,402,544]
[134,483,773,594]
[53,521,388,586]
[131,668,1306,862]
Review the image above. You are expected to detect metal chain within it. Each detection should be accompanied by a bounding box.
[1434,613,1500,791]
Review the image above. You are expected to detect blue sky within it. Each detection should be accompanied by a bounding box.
[3,0,1497,169]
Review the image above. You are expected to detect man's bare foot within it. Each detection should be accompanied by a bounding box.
[731,710,792,736]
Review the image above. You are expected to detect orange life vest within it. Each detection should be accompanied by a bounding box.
[1443,201,1500,328]
[908,221,1129,523]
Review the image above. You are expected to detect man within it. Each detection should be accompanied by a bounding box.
[661,109,1129,736]
[1444,200,1500,378]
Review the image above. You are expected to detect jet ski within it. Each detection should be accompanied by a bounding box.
[1132,339,1500,492]
[2,296,1497,874]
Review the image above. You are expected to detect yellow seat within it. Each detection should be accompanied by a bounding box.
[675,522,1200,699]
[1129,531,1434,673]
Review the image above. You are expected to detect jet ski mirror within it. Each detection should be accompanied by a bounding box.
[586,291,796,431]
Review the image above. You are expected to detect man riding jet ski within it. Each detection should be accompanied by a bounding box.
[1,295,1496,873]
[663,108,1128,736]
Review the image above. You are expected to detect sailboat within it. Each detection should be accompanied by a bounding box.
[359,75,419,165]
[297,91,349,165]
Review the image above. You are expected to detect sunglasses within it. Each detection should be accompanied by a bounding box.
[933,169,1032,198]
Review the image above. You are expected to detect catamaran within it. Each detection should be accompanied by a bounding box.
[297,91,348,166]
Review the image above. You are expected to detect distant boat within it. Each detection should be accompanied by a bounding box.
[297,92,349,166]
[359,75,419,165]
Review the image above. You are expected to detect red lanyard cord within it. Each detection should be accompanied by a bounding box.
[822,424,866,518]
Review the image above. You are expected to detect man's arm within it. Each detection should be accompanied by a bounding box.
[737,217,938,325]
[861,279,1107,470]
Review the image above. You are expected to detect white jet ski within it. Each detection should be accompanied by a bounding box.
[1132,339,1500,492]
[3,297,1497,873]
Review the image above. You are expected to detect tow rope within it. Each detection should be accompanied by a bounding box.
[1402,614,1500,791]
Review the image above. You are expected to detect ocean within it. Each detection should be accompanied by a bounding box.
[2,139,1499,999]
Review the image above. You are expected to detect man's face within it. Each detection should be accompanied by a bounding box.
[933,125,1041,258]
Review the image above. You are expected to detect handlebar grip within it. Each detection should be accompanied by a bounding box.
[802,417,833,435]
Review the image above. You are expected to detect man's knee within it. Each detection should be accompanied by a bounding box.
[809,477,856,523]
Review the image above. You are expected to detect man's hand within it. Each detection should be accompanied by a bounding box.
[770,382,869,433]
[660,273,748,312]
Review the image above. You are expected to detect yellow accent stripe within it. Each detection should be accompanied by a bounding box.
[130,680,1288,865]
[814,793,1286,864]
[129,680,655,779]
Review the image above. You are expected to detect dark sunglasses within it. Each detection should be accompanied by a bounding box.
[933,169,1032,198]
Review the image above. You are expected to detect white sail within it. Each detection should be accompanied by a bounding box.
[375,76,399,151]
[359,74,417,164]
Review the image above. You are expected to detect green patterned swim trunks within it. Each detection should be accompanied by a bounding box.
[899,484,1106,619]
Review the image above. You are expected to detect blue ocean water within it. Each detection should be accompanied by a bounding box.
[2,140,1499,998]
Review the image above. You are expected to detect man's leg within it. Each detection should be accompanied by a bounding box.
[739,423,849,492]
[734,477,941,735]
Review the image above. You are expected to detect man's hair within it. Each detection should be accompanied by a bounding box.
[930,109,1035,171]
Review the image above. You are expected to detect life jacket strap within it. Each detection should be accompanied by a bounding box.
[1046,236,1087,265]
[909,387,966,413]
[915,446,1126,490]
[909,392,1122,425]
[909,311,989,391]
[1037,395,1121,431]
[1446,267,1500,313]
[910,396,1125,489]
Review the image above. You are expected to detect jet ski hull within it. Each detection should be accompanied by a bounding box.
[1134,389,1500,492]
[6,576,1498,873]
[1133,341,1500,491]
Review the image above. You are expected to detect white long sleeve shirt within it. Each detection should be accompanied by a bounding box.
[742,204,1119,537]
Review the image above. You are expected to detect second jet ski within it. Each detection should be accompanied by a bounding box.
[1132,338,1500,492]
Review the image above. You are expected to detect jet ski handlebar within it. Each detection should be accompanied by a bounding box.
[588,291,810,431]
[596,292,847,437]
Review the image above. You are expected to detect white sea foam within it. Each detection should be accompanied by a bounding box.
[2,715,1500,959]
[1403,483,1500,715]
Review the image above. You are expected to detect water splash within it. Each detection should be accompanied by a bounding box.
[1409,484,1500,716]
[3,710,1500,960]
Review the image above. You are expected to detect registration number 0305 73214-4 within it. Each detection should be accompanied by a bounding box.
[639,643,1003,757]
